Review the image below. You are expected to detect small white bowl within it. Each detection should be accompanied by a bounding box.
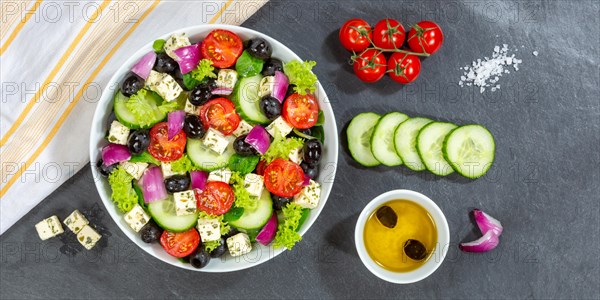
[354,190,450,284]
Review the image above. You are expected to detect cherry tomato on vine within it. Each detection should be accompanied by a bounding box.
[352,49,387,83]
[407,21,444,55]
[372,19,406,50]
[339,19,372,52]
[387,53,421,84]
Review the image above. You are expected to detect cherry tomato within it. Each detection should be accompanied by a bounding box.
[339,18,372,52]
[255,160,268,176]
[200,29,243,68]
[387,53,421,84]
[200,98,241,135]
[195,181,235,215]
[264,158,305,197]
[352,49,386,83]
[148,122,186,162]
[372,19,405,50]
[407,21,444,55]
[160,229,200,258]
[282,93,319,129]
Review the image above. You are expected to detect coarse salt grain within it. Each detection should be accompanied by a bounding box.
[458,45,524,93]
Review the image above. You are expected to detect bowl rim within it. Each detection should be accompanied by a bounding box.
[89,24,338,272]
[354,189,450,284]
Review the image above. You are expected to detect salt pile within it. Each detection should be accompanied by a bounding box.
[458,44,523,93]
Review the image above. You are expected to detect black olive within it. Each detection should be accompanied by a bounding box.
[188,247,211,269]
[127,130,150,155]
[140,221,163,243]
[165,175,191,193]
[300,161,319,180]
[201,78,217,90]
[262,58,283,76]
[303,139,322,165]
[183,115,206,139]
[259,96,282,121]
[233,134,257,156]
[376,206,397,229]
[272,194,292,210]
[189,85,212,106]
[209,237,228,258]
[121,73,145,97]
[225,228,240,238]
[154,52,177,74]
[247,38,272,60]
[404,239,428,261]
[96,159,116,177]
[285,84,297,99]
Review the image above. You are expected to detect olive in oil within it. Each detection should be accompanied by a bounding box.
[364,200,437,272]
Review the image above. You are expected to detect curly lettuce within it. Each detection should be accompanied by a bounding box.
[190,59,217,82]
[107,166,138,213]
[283,60,318,95]
[230,172,259,211]
[169,154,198,174]
[126,89,157,127]
[197,211,231,252]
[262,136,303,163]
[273,203,304,250]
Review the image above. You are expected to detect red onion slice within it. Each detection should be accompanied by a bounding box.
[255,212,278,246]
[302,174,311,186]
[131,51,156,80]
[138,166,168,203]
[272,71,289,103]
[245,125,271,155]
[211,87,233,95]
[173,44,201,74]
[473,209,503,236]
[167,110,185,140]
[459,231,500,253]
[190,170,208,190]
[101,144,131,166]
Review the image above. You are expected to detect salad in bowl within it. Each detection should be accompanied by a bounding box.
[90,25,337,271]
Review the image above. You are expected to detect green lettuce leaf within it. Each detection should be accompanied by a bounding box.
[262,135,303,163]
[108,166,138,213]
[190,59,217,82]
[169,154,198,174]
[235,51,264,77]
[129,151,160,165]
[273,203,304,250]
[283,60,318,95]
[230,172,259,211]
[125,89,160,127]
[228,154,260,175]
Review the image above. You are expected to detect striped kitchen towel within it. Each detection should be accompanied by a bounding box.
[0,0,268,235]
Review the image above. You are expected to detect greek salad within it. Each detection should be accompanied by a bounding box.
[97,29,325,269]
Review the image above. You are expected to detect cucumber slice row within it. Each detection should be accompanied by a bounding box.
[394,117,432,171]
[187,137,235,171]
[347,113,381,167]
[371,112,409,166]
[229,189,273,230]
[147,198,198,232]
[231,74,270,124]
[417,122,458,176]
[443,125,495,179]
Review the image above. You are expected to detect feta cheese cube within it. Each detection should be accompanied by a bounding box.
[161,161,184,178]
[174,190,196,216]
[77,225,101,250]
[164,33,191,59]
[196,217,221,242]
[258,76,275,98]
[207,168,232,184]
[226,233,252,257]
[153,73,183,102]
[293,180,321,209]
[289,146,303,164]
[202,128,230,155]
[232,120,253,137]
[146,70,164,87]
[120,162,148,180]
[123,204,150,232]
[35,216,64,240]
[216,69,238,90]
[266,116,294,137]
[108,120,130,145]
[63,210,89,234]
[184,99,199,115]
[244,173,264,198]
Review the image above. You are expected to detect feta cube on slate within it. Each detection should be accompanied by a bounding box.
[232,120,253,137]
[174,190,197,216]
[258,76,275,98]
[293,180,321,209]
[216,69,238,90]
[164,33,191,59]
[266,116,293,137]
[120,162,148,180]
[124,204,150,232]
[35,215,64,240]
[207,168,232,184]
[108,120,130,145]
[63,210,89,234]
[202,128,230,155]
[161,161,184,178]
[244,173,264,198]
[197,217,221,242]
[77,225,101,250]
[289,146,303,164]
[184,99,199,115]
[227,233,252,257]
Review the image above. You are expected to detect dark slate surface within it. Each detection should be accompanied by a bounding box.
[1,1,599,299]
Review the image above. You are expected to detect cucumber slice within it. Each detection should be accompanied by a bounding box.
[347,112,381,167]
[147,197,198,232]
[229,189,273,230]
[187,137,235,171]
[417,122,458,176]
[443,125,495,179]
[393,118,433,171]
[370,112,409,166]
[231,74,269,124]
[113,91,166,129]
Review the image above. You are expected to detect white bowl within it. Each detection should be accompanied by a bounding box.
[89,24,338,272]
[354,190,450,284]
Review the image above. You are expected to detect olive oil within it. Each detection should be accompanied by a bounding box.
[364,200,437,272]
